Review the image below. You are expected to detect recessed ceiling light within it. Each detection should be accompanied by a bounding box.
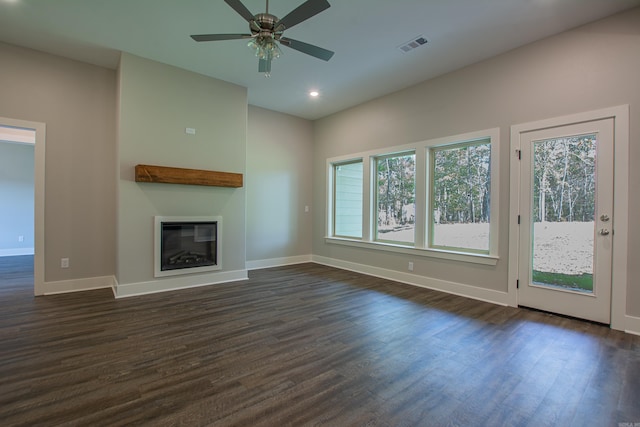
[309,91,319,98]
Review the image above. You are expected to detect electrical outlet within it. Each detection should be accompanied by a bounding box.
[61,258,69,268]
[304,205,310,213]
[408,262,414,271]
[18,235,24,242]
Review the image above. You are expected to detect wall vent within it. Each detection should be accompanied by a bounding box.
[397,35,428,53]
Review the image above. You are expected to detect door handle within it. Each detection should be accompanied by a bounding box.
[599,228,610,236]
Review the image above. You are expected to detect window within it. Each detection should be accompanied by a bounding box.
[375,152,416,245]
[430,140,491,253]
[333,160,363,238]
[326,128,499,265]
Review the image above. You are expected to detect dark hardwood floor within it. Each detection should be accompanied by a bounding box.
[1,256,639,426]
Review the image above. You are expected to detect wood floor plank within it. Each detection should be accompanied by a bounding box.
[1,257,639,426]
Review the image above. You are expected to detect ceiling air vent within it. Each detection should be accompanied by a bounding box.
[397,35,428,53]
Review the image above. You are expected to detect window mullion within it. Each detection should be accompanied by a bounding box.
[414,148,427,249]
[362,156,372,241]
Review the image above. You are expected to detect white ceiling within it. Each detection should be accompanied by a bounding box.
[1,0,639,120]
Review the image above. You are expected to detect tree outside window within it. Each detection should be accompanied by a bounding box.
[327,128,498,261]
[375,152,416,245]
[430,141,491,252]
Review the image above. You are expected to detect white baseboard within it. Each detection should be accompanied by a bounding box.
[33,258,640,336]
[0,248,34,257]
[312,255,510,306]
[114,269,248,298]
[246,255,313,270]
[625,315,640,336]
[44,275,115,295]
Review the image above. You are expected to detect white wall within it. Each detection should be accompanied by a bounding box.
[0,142,34,255]
[116,53,248,294]
[0,41,116,283]
[313,8,640,315]
[246,106,313,266]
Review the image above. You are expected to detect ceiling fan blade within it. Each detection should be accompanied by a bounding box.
[191,33,252,42]
[224,0,255,22]
[279,37,334,61]
[275,0,330,30]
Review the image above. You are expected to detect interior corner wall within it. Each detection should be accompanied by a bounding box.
[116,53,247,290]
[246,106,313,264]
[0,41,116,284]
[312,8,640,316]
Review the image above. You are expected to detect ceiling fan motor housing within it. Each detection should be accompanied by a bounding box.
[251,13,284,39]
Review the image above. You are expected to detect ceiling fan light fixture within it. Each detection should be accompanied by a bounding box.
[247,36,282,61]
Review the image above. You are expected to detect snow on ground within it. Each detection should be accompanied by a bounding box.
[433,223,488,251]
[380,221,594,275]
[532,221,593,275]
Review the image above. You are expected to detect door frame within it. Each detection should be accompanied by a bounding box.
[0,116,46,296]
[508,105,629,330]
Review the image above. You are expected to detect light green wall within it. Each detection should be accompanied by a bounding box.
[246,106,313,262]
[117,53,247,285]
[313,8,640,315]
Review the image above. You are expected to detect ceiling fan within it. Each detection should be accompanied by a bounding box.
[191,0,334,76]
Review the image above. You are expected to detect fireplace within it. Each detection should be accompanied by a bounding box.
[154,216,222,277]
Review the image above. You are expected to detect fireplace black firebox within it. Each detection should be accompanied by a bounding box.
[155,217,221,277]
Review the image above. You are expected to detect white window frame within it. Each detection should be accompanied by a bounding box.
[373,150,417,246]
[326,128,499,266]
[427,137,495,255]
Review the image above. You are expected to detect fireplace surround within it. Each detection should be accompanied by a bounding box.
[154,216,222,277]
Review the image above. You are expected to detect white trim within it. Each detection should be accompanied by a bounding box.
[509,105,629,330]
[325,237,498,266]
[625,315,640,336]
[423,128,501,257]
[507,125,522,307]
[0,116,45,296]
[610,106,630,331]
[312,255,509,306]
[114,269,248,298]
[44,275,115,295]
[0,248,35,257]
[246,255,312,270]
[327,157,365,240]
[326,128,500,261]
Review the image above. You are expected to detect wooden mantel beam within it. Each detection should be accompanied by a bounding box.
[135,164,243,188]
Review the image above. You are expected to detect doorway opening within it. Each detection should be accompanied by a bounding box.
[0,117,46,296]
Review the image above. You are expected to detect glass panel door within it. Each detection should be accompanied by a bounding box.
[532,134,596,294]
[517,119,613,324]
